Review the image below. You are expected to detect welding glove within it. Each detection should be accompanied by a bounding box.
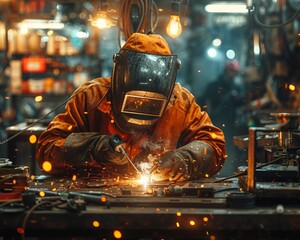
[64,133,128,167]
[150,140,218,181]
[91,134,128,165]
[151,150,189,181]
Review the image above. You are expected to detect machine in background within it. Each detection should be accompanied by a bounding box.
[236,112,300,203]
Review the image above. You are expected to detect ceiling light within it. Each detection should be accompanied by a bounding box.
[166,0,182,38]
[89,0,114,29]
[205,3,248,13]
[18,20,64,30]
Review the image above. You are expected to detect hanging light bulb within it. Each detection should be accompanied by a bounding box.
[90,11,112,29]
[166,0,182,38]
[89,0,113,29]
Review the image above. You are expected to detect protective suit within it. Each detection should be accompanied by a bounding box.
[36,33,226,180]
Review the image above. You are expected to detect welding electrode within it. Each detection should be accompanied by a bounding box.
[109,134,142,175]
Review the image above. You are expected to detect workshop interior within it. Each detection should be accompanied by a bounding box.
[0,0,300,239]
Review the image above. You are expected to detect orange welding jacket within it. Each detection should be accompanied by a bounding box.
[36,78,226,177]
[36,32,226,178]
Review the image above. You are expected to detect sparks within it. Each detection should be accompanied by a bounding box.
[138,174,151,187]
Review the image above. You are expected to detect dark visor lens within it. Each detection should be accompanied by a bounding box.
[122,94,167,117]
[121,50,179,95]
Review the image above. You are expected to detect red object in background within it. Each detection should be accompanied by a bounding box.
[11,0,48,14]
[0,191,22,200]
[22,56,47,73]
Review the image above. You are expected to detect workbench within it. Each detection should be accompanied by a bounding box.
[0,175,299,240]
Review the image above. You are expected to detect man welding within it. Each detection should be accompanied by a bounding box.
[36,32,226,181]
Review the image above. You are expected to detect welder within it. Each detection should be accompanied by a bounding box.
[36,32,226,181]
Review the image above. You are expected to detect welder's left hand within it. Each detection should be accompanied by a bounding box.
[150,150,189,181]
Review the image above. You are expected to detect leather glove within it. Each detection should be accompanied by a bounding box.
[92,134,128,165]
[64,133,128,167]
[150,150,189,181]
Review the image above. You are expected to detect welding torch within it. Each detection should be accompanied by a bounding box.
[109,134,142,175]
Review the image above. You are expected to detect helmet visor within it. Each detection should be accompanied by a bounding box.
[111,49,180,132]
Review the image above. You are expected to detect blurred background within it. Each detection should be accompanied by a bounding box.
[0,0,299,177]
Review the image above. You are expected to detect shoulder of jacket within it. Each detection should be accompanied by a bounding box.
[69,77,111,105]
[73,77,110,94]
[83,77,111,89]
[171,83,196,109]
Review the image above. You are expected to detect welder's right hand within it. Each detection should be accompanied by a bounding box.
[91,134,128,165]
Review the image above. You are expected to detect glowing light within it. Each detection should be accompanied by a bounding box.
[30,175,35,180]
[176,222,180,227]
[29,135,37,144]
[17,227,25,234]
[39,191,45,197]
[176,212,182,216]
[89,11,114,29]
[92,220,100,228]
[68,125,73,131]
[166,15,182,38]
[12,179,17,184]
[203,217,209,222]
[145,188,153,194]
[139,174,151,187]
[42,161,52,172]
[207,48,217,58]
[211,133,217,139]
[189,220,196,226]
[212,38,222,47]
[35,96,43,102]
[254,33,260,55]
[289,84,296,91]
[18,19,64,29]
[226,49,236,59]
[205,173,209,178]
[113,230,122,239]
[101,196,107,203]
[205,3,248,13]
[72,175,77,181]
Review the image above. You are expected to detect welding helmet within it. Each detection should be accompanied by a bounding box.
[111,32,181,133]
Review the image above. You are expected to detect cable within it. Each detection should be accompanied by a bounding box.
[118,0,158,45]
[214,187,241,194]
[254,1,300,29]
[0,82,109,146]
[0,199,23,211]
[20,199,66,240]
[213,154,287,183]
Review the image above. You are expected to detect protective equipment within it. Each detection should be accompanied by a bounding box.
[149,140,217,182]
[36,78,226,177]
[111,32,181,133]
[92,134,128,165]
[150,150,189,181]
[64,133,128,166]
